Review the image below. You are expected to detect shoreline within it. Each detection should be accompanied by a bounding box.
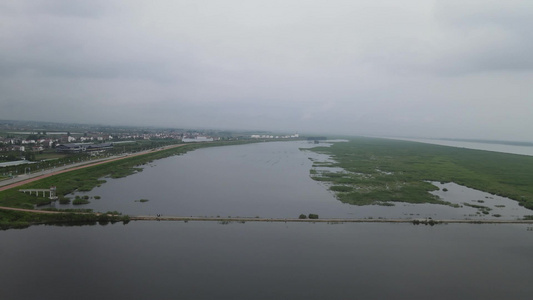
[3,206,532,225]
[130,215,533,224]
[0,144,185,192]
[2,206,532,230]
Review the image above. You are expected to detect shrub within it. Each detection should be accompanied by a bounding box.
[299,214,307,219]
[330,185,353,192]
[308,213,319,219]
[59,197,71,204]
[72,199,90,205]
[35,199,52,206]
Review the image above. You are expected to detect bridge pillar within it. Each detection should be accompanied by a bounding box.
[49,186,57,200]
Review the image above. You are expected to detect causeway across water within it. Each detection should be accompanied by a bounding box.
[130,216,533,224]
[1,206,532,225]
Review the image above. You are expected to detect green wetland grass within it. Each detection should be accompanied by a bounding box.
[310,137,533,209]
[0,209,130,230]
[0,140,262,229]
[0,140,260,209]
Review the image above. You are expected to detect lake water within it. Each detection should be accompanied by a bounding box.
[63,141,532,220]
[3,140,533,299]
[2,222,533,300]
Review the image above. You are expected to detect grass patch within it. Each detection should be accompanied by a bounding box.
[329,185,353,192]
[72,199,90,205]
[59,197,71,204]
[464,203,492,211]
[0,140,261,209]
[0,209,130,230]
[310,137,533,209]
[35,153,69,160]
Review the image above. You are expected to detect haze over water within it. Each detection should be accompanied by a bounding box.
[395,138,533,157]
[2,1,533,298]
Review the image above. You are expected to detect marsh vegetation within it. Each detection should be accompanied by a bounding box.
[310,138,533,209]
[0,140,259,209]
[0,209,129,230]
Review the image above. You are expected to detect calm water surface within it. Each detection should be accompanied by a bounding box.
[4,141,533,299]
[64,141,531,220]
[2,222,533,300]
[396,138,533,156]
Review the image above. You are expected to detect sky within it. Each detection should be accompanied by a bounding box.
[1,0,532,140]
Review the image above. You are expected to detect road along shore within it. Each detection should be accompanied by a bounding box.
[130,216,533,224]
[0,144,185,192]
[1,206,532,225]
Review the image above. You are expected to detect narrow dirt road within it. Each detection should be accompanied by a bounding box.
[0,206,63,214]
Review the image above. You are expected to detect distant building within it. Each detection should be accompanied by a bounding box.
[86,143,113,152]
[251,133,299,139]
[182,136,214,143]
[32,146,44,153]
[56,143,113,153]
[307,136,327,141]
[11,145,25,152]
[56,144,84,153]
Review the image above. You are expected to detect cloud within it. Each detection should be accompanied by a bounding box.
[0,0,109,18]
[429,0,533,75]
[0,1,532,141]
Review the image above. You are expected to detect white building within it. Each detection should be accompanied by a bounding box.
[182,136,214,143]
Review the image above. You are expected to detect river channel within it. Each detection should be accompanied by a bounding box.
[63,140,532,220]
[3,140,533,299]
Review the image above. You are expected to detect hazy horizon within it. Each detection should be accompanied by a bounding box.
[1,1,532,141]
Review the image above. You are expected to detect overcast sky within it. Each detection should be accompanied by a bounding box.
[1,0,532,140]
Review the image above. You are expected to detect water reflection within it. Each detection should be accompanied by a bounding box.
[430,182,530,220]
[2,222,533,300]
[62,141,531,220]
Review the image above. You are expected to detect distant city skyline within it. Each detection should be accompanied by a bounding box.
[1,1,532,141]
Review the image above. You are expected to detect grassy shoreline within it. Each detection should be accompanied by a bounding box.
[4,137,532,229]
[0,140,263,209]
[0,140,266,229]
[0,209,130,230]
[309,137,533,209]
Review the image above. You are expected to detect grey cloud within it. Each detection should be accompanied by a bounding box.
[430,0,533,75]
[0,0,532,141]
[0,55,187,84]
[5,0,109,18]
